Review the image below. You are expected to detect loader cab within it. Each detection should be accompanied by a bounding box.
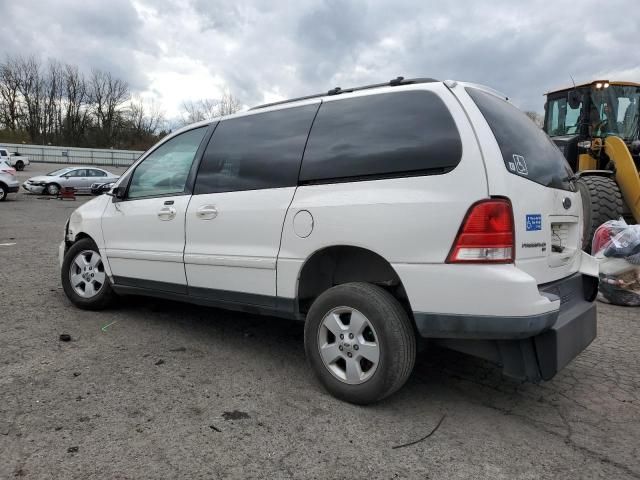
[544,81,640,170]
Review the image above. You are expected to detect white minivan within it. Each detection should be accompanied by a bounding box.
[60,78,599,404]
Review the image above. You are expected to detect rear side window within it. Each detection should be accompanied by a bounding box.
[466,87,573,191]
[299,91,462,183]
[194,104,319,195]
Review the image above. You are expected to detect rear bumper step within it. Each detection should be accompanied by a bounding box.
[421,273,598,381]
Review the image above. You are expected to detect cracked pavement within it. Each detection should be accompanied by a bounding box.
[1,164,639,479]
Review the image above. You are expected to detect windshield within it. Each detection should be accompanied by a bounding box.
[590,85,640,139]
[546,85,640,140]
[47,167,72,176]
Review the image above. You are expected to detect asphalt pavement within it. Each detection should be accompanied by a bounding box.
[1,163,639,479]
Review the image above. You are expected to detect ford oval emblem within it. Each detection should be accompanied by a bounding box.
[562,197,572,210]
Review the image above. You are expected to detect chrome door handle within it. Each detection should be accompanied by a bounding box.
[158,206,177,221]
[196,205,218,220]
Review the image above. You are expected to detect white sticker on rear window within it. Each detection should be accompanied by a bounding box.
[513,154,528,175]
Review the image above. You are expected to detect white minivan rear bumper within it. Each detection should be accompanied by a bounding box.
[394,250,597,322]
[396,252,599,382]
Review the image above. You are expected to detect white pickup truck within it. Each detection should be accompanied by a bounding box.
[0,147,30,171]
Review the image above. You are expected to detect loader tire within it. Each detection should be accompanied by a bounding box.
[576,176,624,253]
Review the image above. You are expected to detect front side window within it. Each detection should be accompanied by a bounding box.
[89,169,107,177]
[65,169,87,177]
[194,104,318,195]
[299,91,462,183]
[128,127,208,199]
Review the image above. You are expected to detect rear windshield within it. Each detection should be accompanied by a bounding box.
[467,87,573,192]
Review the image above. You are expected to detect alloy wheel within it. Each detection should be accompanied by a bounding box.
[317,306,380,385]
[69,250,106,298]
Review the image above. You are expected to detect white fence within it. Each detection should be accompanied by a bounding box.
[1,143,144,167]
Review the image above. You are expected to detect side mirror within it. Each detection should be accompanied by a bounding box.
[109,186,126,200]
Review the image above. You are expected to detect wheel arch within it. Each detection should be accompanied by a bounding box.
[295,245,414,320]
[65,231,97,251]
[46,181,61,191]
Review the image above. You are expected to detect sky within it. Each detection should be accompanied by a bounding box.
[1,0,638,120]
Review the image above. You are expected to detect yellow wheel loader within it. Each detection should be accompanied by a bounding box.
[544,80,640,251]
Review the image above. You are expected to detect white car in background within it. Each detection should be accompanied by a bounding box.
[0,160,19,201]
[23,167,119,195]
[0,147,30,171]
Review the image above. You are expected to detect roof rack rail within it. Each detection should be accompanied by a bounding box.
[250,76,438,110]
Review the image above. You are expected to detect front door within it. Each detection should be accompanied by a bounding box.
[61,168,90,193]
[184,103,319,306]
[101,126,209,292]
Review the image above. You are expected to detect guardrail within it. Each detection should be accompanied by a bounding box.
[1,143,144,167]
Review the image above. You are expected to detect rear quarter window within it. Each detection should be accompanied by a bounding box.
[299,90,462,183]
[466,87,573,191]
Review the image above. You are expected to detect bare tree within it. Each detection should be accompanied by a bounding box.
[15,55,44,142]
[42,60,64,142]
[90,69,130,145]
[180,90,242,126]
[218,90,241,116]
[0,57,21,130]
[63,64,90,144]
[0,54,175,149]
[128,96,165,136]
[180,98,218,125]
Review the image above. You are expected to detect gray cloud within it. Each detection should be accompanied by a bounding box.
[1,0,638,115]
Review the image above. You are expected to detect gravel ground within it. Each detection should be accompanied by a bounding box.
[1,163,639,479]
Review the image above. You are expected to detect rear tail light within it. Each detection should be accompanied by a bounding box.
[1,168,16,175]
[447,199,514,263]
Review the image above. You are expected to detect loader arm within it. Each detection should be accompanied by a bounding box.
[604,136,640,222]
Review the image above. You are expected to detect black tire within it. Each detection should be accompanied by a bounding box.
[0,183,7,201]
[304,282,416,405]
[61,238,116,310]
[45,183,61,196]
[576,176,624,253]
[15,161,24,171]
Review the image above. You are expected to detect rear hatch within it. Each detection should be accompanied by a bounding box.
[461,86,582,285]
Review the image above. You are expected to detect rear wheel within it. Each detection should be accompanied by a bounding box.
[0,183,7,201]
[304,282,416,405]
[576,175,624,253]
[15,161,24,171]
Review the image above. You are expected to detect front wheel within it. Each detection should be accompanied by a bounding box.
[61,238,115,310]
[304,282,416,405]
[0,183,7,201]
[45,183,60,196]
